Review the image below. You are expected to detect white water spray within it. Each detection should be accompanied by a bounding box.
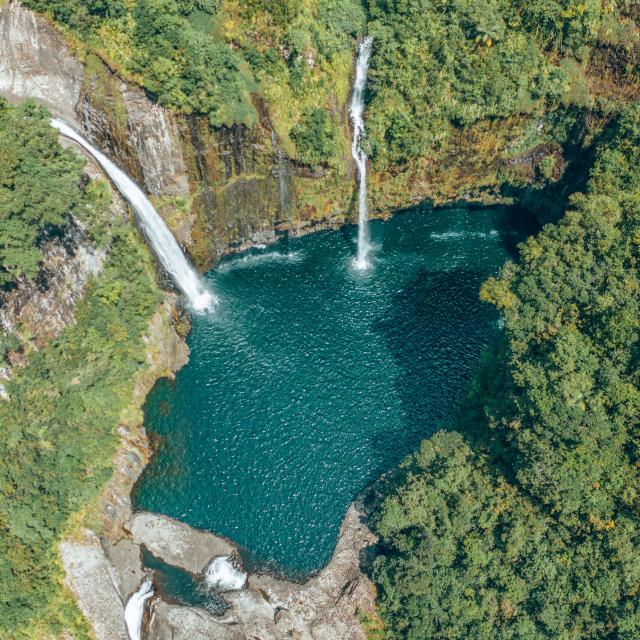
[124,578,154,640]
[50,118,216,312]
[204,556,247,591]
[350,37,373,271]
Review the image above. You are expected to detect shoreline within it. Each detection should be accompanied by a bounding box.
[62,217,383,639]
[128,198,529,585]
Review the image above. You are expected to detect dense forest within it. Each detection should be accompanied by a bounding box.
[1,0,640,639]
[373,106,640,639]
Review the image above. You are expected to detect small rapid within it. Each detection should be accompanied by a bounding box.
[50,118,215,312]
[350,37,373,271]
[124,578,154,640]
[204,556,247,591]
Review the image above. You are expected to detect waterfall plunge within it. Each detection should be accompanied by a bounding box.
[350,37,373,271]
[124,578,154,640]
[50,119,216,312]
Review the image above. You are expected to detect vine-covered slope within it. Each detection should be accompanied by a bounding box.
[0,100,163,639]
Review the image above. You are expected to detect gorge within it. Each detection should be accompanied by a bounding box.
[1,1,640,640]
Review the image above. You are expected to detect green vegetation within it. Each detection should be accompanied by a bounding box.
[373,105,640,639]
[19,0,639,175]
[0,100,98,287]
[291,107,341,167]
[365,0,638,167]
[5,3,640,639]
[0,103,162,638]
[21,0,365,165]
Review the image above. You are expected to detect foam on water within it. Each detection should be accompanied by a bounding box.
[216,251,303,273]
[204,557,247,591]
[430,230,500,240]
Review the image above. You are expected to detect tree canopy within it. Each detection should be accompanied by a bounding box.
[0,100,90,286]
[0,102,162,639]
[373,105,640,639]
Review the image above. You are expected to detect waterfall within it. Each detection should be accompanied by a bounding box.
[350,37,373,271]
[124,578,154,640]
[271,129,291,218]
[50,118,216,312]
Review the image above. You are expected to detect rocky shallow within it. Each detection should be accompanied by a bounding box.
[63,502,376,640]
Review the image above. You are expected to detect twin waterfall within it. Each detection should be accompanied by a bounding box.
[350,37,373,271]
[50,119,215,312]
[52,39,370,312]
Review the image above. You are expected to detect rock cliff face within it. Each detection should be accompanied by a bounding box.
[0,0,355,270]
[0,220,106,348]
[0,0,82,123]
[0,152,127,398]
[0,1,550,271]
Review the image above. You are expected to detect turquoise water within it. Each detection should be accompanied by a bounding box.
[134,206,528,578]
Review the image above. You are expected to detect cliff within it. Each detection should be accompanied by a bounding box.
[0,0,565,274]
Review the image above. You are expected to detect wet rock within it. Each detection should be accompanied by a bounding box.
[147,506,377,640]
[103,537,145,601]
[128,512,235,574]
[121,84,189,197]
[149,602,241,640]
[78,68,190,198]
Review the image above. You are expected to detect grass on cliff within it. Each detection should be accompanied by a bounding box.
[0,104,162,639]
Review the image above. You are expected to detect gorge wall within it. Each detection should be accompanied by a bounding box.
[0,0,557,274]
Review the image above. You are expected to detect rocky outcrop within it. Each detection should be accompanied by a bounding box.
[129,512,234,574]
[78,59,190,198]
[0,1,355,270]
[0,0,83,123]
[99,299,190,542]
[60,530,130,640]
[0,220,107,348]
[57,298,190,634]
[144,505,377,640]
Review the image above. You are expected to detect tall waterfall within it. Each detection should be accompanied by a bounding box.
[350,37,373,271]
[50,119,216,312]
[124,578,154,640]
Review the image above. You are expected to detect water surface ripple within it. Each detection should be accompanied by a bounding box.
[134,206,526,577]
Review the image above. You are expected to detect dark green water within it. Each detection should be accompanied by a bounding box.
[142,547,228,614]
[134,206,528,578]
